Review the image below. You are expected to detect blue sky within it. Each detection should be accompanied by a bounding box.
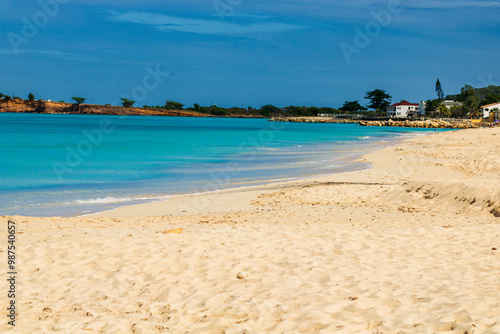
[1,0,499,108]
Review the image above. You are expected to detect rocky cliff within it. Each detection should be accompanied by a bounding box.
[0,99,208,117]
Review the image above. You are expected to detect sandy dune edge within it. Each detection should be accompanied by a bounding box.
[1,127,499,333]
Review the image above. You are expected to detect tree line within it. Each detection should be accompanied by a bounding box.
[0,90,394,117]
[0,92,80,104]
[141,89,394,117]
[423,80,500,118]
[2,83,499,118]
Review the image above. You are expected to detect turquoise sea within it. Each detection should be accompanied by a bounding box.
[0,113,446,216]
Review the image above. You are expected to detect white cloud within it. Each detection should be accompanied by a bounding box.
[109,11,304,35]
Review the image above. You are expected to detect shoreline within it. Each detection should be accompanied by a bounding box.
[89,131,425,218]
[91,159,380,218]
[2,126,499,333]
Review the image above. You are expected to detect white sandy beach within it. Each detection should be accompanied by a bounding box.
[1,126,499,333]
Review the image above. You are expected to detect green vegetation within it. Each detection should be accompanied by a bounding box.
[28,93,35,101]
[435,79,444,101]
[437,104,450,118]
[182,104,340,117]
[449,106,462,118]
[260,104,280,117]
[284,106,321,116]
[340,101,368,113]
[425,99,440,116]
[121,98,135,108]
[481,91,500,105]
[72,97,86,104]
[458,85,475,102]
[447,85,500,102]
[424,83,500,118]
[365,89,392,114]
[459,85,480,118]
[164,101,184,110]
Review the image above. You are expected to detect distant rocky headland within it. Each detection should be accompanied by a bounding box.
[0,99,208,117]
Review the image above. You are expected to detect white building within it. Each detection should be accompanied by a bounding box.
[442,100,463,109]
[481,102,500,118]
[419,101,427,116]
[418,100,462,117]
[387,100,419,118]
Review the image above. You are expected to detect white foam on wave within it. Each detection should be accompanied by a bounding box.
[256,147,279,151]
[70,197,154,205]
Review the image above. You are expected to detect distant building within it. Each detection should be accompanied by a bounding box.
[442,100,463,109]
[387,100,419,118]
[481,102,500,118]
[419,101,427,116]
[418,100,462,117]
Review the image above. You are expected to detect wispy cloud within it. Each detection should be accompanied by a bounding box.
[109,11,304,35]
[305,0,500,8]
[406,0,500,9]
[0,48,69,57]
[0,48,111,63]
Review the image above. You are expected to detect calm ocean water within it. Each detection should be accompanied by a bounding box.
[0,113,445,216]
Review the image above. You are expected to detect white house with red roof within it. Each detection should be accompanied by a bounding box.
[481,102,500,118]
[386,100,419,118]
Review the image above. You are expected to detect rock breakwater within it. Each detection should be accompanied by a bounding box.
[271,117,497,129]
[359,119,482,129]
[271,117,359,124]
